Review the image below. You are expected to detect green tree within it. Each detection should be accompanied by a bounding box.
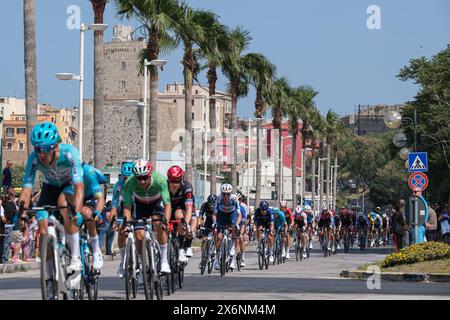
[369,160,409,206]
[12,166,26,189]
[397,45,450,204]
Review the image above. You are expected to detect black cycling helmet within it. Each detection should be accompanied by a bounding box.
[207,194,217,206]
[259,200,269,211]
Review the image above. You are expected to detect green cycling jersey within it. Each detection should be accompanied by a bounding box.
[122,172,171,208]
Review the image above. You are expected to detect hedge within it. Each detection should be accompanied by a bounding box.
[382,242,450,268]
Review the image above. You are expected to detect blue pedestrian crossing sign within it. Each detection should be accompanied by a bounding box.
[408,152,428,172]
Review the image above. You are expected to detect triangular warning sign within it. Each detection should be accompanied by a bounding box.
[411,156,426,170]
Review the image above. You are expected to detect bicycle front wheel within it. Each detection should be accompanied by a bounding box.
[142,236,155,300]
[40,234,58,300]
[124,238,135,300]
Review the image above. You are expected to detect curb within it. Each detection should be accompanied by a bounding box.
[340,270,450,283]
[0,261,40,274]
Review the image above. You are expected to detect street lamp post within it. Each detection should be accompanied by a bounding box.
[56,23,108,161]
[247,118,252,202]
[318,157,328,211]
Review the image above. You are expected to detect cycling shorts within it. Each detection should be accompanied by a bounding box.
[216,210,238,232]
[318,218,332,229]
[133,200,165,231]
[36,183,73,222]
[294,219,306,228]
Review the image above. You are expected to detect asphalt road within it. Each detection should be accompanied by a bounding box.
[0,241,449,300]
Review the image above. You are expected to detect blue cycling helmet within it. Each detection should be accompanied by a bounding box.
[272,207,280,215]
[121,162,134,177]
[259,201,269,211]
[30,122,59,147]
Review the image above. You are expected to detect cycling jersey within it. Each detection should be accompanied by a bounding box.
[65,163,104,201]
[239,203,248,226]
[22,144,83,189]
[273,211,287,230]
[199,202,215,230]
[318,211,333,229]
[168,180,194,213]
[373,214,382,228]
[294,211,308,227]
[254,208,274,228]
[122,172,171,229]
[214,193,241,231]
[357,215,370,229]
[112,178,126,210]
[341,212,353,228]
[382,216,389,228]
[280,208,293,224]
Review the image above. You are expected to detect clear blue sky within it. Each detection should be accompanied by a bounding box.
[1,0,449,118]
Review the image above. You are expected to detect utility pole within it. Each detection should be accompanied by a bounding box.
[357,104,361,136]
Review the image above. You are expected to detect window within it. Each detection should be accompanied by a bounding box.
[192,113,195,120]
[19,141,24,150]
[0,98,5,103]
[122,61,126,70]
[173,99,177,103]
[192,99,195,106]
[7,143,12,150]
[17,128,26,134]
[195,90,199,94]
[15,117,19,121]
[183,89,185,94]
[120,81,126,89]
[5,128,14,137]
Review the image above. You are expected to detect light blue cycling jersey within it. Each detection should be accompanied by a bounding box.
[240,203,247,220]
[22,144,83,189]
[111,178,126,209]
[214,194,241,216]
[273,209,287,230]
[65,163,105,199]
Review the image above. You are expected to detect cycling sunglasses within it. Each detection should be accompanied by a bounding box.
[169,179,182,184]
[34,145,56,154]
[136,175,151,181]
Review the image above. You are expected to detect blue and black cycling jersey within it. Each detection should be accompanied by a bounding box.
[214,194,241,231]
[254,208,274,228]
[239,203,247,226]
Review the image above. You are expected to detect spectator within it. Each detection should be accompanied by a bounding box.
[0,199,5,263]
[392,202,405,252]
[10,215,31,262]
[2,187,17,262]
[439,205,450,245]
[29,215,38,260]
[2,161,13,196]
[432,203,442,241]
[398,199,410,247]
[426,204,438,242]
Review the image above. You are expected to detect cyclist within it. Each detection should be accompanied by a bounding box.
[340,207,353,245]
[357,211,370,247]
[254,201,275,263]
[121,159,172,274]
[303,205,315,249]
[293,206,308,258]
[272,207,288,259]
[236,193,248,267]
[280,201,293,259]
[111,162,134,278]
[318,207,334,251]
[197,194,217,269]
[18,122,84,280]
[166,165,195,263]
[333,209,342,250]
[213,184,241,270]
[65,162,106,271]
[373,209,383,246]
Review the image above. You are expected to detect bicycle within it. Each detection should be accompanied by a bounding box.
[218,226,236,276]
[79,217,99,300]
[295,227,305,262]
[273,229,284,265]
[22,205,81,300]
[320,227,331,257]
[343,227,350,253]
[199,227,215,275]
[167,219,187,293]
[257,228,270,270]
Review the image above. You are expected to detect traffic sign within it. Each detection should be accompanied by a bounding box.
[408,152,428,172]
[408,172,429,191]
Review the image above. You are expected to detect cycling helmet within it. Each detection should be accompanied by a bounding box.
[167,165,184,181]
[259,201,269,211]
[272,207,280,215]
[207,194,217,206]
[133,158,152,177]
[221,183,233,194]
[31,122,59,148]
[304,205,312,211]
[121,162,134,177]
[321,206,328,211]
[382,214,387,218]
[295,206,302,214]
[280,201,288,208]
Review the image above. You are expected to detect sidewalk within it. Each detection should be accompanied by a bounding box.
[0,260,40,274]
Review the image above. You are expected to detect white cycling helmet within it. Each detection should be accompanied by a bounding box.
[304,205,312,211]
[221,183,233,194]
[295,206,302,214]
[280,201,288,208]
[133,158,152,177]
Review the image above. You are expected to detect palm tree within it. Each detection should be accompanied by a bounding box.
[116,0,179,165]
[309,110,325,214]
[266,77,290,206]
[242,53,275,207]
[174,5,218,182]
[287,87,317,207]
[221,27,252,192]
[199,21,231,195]
[24,0,38,157]
[91,0,108,169]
